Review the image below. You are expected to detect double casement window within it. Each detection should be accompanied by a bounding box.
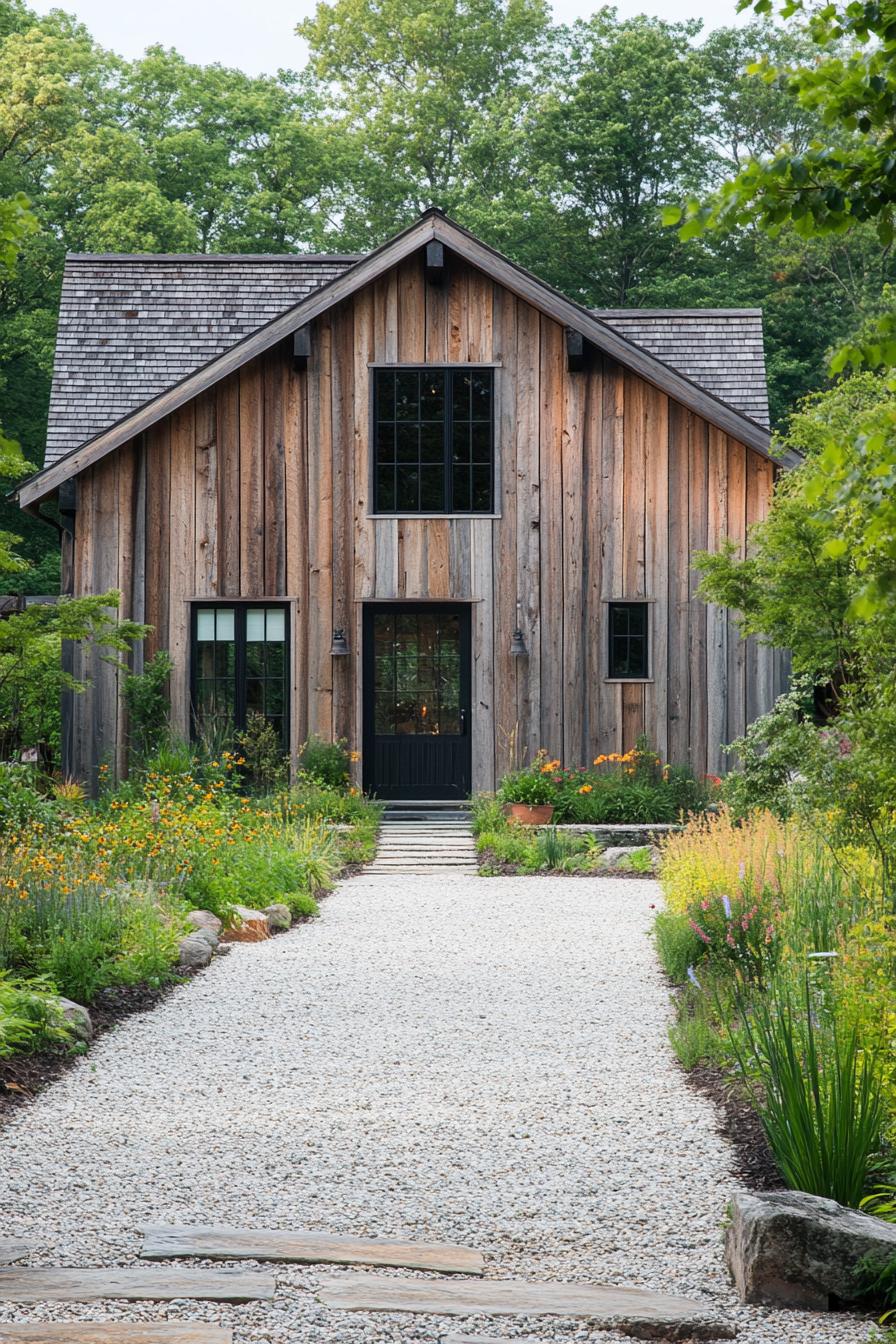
[373,367,494,514]
[191,604,289,748]
[607,601,650,680]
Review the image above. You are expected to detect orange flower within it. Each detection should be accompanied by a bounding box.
[578,784,593,794]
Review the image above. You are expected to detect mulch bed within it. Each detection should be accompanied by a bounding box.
[685,1063,781,1190]
[0,979,185,1128]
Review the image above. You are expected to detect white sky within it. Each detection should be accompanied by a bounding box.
[31,0,748,76]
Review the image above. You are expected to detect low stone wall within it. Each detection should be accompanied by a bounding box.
[543,823,682,847]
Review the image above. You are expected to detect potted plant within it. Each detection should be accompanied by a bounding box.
[497,758,558,825]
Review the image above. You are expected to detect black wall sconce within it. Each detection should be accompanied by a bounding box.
[330,628,349,656]
[510,600,528,657]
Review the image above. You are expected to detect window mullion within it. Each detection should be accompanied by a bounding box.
[235,608,247,734]
[445,370,454,513]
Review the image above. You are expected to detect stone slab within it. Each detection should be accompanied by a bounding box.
[314,1275,735,1341]
[0,1269,276,1304]
[0,1241,32,1266]
[0,1328,232,1344]
[141,1225,484,1276]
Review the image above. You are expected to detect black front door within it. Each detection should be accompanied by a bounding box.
[362,604,472,800]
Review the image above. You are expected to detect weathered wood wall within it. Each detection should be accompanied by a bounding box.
[67,253,785,790]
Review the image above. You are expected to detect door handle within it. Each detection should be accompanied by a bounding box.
[460,708,467,735]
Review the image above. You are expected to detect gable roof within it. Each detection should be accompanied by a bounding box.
[44,253,357,470]
[597,310,770,429]
[19,210,792,508]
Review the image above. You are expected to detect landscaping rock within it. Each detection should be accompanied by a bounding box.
[726,1189,896,1309]
[57,998,93,1044]
[221,904,271,943]
[185,910,223,937]
[263,903,292,932]
[177,933,215,971]
[601,846,642,866]
[190,926,219,953]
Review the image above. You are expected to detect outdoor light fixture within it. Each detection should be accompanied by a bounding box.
[330,628,349,656]
[510,600,528,657]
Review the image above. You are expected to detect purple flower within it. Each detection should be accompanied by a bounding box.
[722,894,732,920]
[687,965,702,990]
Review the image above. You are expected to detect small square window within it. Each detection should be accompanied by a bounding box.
[607,602,649,679]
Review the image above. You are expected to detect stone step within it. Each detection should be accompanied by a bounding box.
[0,1328,231,1344]
[0,1269,276,1304]
[0,1240,32,1266]
[313,1274,735,1339]
[140,1225,484,1275]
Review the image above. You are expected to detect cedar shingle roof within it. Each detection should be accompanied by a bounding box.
[45,254,357,467]
[596,309,769,429]
[43,256,769,468]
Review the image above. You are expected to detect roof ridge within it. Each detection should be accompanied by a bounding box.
[597,308,763,318]
[64,252,362,263]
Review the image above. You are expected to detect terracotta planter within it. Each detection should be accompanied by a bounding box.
[503,802,555,826]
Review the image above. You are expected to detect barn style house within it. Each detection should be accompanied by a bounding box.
[18,210,791,799]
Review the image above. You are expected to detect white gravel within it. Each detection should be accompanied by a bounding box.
[0,874,875,1343]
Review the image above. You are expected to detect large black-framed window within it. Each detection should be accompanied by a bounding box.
[191,603,289,748]
[373,367,494,514]
[607,602,650,679]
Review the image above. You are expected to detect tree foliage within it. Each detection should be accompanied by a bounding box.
[0,0,893,590]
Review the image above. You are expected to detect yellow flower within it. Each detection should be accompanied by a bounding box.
[578,784,592,794]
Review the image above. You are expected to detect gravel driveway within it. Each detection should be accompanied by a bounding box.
[0,874,874,1343]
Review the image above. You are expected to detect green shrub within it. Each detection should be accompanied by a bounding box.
[0,971,70,1057]
[0,763,55,833]
[299,735,351,788]
[121,650,173,764]
[729,975,885,1207]
[654,911,705,983]
[234,711,290,794]
[668,983,728,1069]
[470,794,505,835]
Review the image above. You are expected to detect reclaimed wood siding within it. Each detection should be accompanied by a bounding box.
[69,255,781,786]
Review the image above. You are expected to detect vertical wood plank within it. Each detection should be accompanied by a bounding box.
[115,443,137,777]
[194,389,218,597]
[492,285,518,776]
[747,452,776,725]
[263,348,286,596]
[216,375,240,597]
[471,516,495,791]
[621,370,647,754]
[308,316,333,736]
[688,414,709,772]
[514,299,541,762]
[239,359,264,596]
[168,402,195,741]
[562,335,585,765]
[91,455,120,788]
[667,403,690,765]
[597,359,624,755]
[583,358,604,762]
[644,386,669,761]
[330,301,353,744]
[725,438,748,751]
[144,421,171,660]
[284,352,308,757]
[353,287,376,777]
[705,425,729,775]
[539,315,564,758]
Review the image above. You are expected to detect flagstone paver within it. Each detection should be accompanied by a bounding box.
[0,873,872,1344]
[140,1225,484,1274]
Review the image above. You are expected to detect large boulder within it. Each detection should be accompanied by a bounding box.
[221,903,271,943]
[263,902,292,932]
[177,931,215,970]
[185,909,223,937]
[189,925,219,953]
[58,997,93,1044]
[726,1189,896,1309]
